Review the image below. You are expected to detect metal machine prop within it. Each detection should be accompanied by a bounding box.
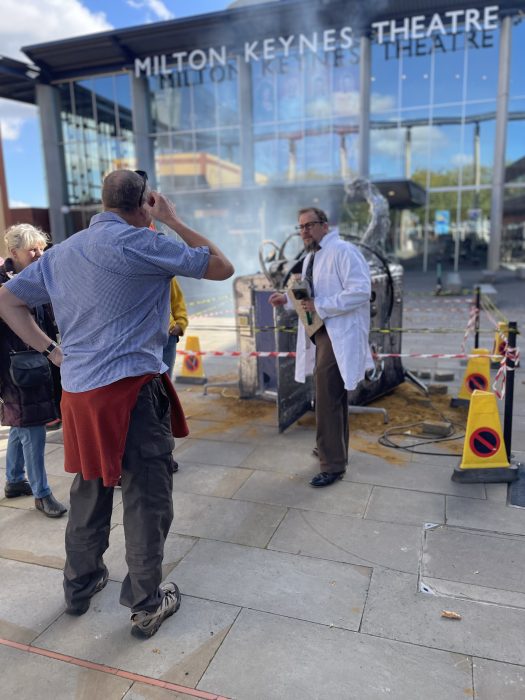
[234,178,405,432]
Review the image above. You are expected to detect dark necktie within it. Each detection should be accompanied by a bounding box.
[304,252,315,298]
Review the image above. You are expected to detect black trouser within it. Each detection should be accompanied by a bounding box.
[63,376,175,613]
[314,326,349,474]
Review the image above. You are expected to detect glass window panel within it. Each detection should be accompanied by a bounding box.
[424,107,463,187]
[155,132,198,191]
[398,50,432,110]
[306,64,332,120]
[304,122,333,179]
[506,99,525,182]
[252,58,277,124]
[276,130,304,182]
[216,62,239,127]
[93,76,117,138]
[193,70,218,130]
[502,185,525,263]
[464,31,499,102]
[371,41,399,115]
[148,74,193,132]
[510,18,525,99]
[254,125,277,184]
[370,113,404,179]
[432,34,467,105]
[277,65,303,123]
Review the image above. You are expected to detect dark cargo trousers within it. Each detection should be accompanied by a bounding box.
[63,376,175,613]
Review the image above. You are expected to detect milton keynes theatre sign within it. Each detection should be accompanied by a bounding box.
[134,5,499,80]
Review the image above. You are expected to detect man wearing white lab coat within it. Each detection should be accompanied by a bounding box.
[270,207,373,487]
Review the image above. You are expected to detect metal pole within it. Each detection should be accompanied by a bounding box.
[503,320,517,461]
[358,34,371,178]
[474,285,480,349]
[487,14,512,272]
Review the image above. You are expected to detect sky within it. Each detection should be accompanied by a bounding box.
[0,0,233,208]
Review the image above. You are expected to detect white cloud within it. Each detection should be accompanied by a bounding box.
[371,124,448,159]
[0,99,38,141]
[371,93,396,113]
[10,199,30,207]
[126,0,174,21]
[452,153,474,167]
[0,0,112,62]
[0,1,112,142]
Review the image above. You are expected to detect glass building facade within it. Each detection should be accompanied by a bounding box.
[8,0,524,274]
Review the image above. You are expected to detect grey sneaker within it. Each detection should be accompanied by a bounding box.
[130,582,181,639]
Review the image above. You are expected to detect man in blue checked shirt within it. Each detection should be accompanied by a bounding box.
[0,169,234,638]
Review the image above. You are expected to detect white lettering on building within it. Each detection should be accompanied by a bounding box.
[132,9,499,77]
[371,5,499,44]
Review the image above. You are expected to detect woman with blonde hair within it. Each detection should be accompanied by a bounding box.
[0,224,66,517]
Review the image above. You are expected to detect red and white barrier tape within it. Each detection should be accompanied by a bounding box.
[460,304,479,354]
[492,347,520,400]
[177,350,508,360]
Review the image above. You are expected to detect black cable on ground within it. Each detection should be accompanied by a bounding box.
[377,398,466,456]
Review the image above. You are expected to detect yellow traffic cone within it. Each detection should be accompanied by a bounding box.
[450,348,491,407]
[176,335,207,385]
[491,322,508,369]
[452,390,517,483]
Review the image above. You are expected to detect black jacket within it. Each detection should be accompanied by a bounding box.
[0,259,59,427]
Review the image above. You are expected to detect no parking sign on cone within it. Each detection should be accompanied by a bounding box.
[176,336,207,385]
[452,390,517,483]
[450,348,491,407]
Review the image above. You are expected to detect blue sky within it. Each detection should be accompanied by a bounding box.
[0,0,232,207]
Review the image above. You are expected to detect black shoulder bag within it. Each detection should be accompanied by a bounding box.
[8,307,52,388]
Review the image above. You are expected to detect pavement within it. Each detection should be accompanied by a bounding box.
[1,266,525,700]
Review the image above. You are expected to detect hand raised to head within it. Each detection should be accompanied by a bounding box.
[144,191,178,225]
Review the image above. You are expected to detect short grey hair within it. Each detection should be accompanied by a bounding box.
[4,223,48,253]
[102,170,146,212]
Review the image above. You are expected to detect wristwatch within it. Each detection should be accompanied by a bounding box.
[42,341,59,357]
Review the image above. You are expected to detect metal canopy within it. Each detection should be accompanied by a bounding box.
[0,57,40,104]
[0,0,518,91]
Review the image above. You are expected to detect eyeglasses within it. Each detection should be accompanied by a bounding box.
[295,221,323,232]
[134,170,148,208]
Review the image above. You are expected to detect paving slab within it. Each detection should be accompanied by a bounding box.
[123,685,198,700]
[0,644,133,700]
[0,559,65,643]
[173,438,255,467]
[0,473,73,512]
[347,455,486,498]
[420,525,525,606]
[174,539,370,630]
[268,508,421,573]
[485,481,510,504]
[240,443,319,475]
[113,492,286,547]
[0,504,67,568]
[364,486,445,526]
[185,418,256,443]
[473,658,525,699]
[104,525,196,583]
[361,567,525,666]
[35,582,240,688]
[446,494,525,535]
[232,470,372,517]
[198,608,473,700]
[173,462,253,498]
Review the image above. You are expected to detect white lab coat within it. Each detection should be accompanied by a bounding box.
[294,229,374,390]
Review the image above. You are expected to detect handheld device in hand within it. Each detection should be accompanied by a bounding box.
[291,282,313,324]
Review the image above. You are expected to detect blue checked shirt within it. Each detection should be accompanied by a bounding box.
[4,212,210,392]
